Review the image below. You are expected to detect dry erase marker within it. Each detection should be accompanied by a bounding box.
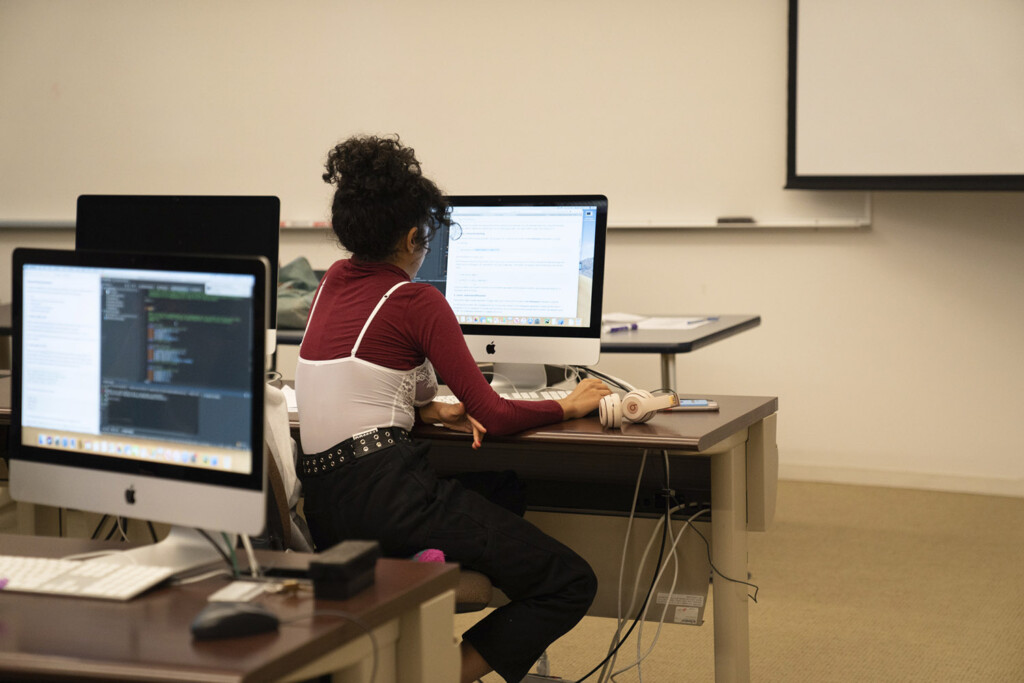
[606,323,638,333]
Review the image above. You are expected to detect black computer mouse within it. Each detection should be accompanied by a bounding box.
[190,601,280,640]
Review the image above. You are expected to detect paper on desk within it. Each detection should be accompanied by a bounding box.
[603,312,647,323]
[640,316,713,330]
[603,313,714,330]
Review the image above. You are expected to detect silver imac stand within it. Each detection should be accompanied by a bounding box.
[100,526,234,575]
[487,362,549,393]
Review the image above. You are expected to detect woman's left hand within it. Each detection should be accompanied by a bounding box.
[423,400,487,449]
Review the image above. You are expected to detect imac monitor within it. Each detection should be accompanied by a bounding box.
[9,248,268,570]
[415,195,608,388]
[74,194,280,350]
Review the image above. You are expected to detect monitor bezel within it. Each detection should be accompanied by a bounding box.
[440,194,608,344]
[9,248,268,495]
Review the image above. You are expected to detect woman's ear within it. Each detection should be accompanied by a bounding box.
[404,226,420,253]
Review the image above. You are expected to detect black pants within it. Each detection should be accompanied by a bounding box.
[299,439,597,683]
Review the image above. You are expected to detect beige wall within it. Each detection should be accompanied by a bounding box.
[594,192,1024,496]
[3,1,1023,496]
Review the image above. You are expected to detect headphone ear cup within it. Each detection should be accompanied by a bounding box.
[599,393,622,428]
[620,390,656,424]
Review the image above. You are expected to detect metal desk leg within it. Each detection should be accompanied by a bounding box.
[660,353,676,392]
[710,438,750,683]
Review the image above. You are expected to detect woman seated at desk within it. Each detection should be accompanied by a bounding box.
[294,134,610,683]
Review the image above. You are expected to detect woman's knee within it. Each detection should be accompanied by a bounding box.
[562,553,599,618]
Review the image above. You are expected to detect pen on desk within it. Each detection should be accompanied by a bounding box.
[686,317,719,325]
[606,323,638,333]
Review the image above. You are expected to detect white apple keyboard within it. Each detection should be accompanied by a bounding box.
[434,389,569,403]
[0,554,176,600]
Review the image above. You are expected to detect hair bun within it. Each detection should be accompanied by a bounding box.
[322,133,450,261]
[322,135,422,198]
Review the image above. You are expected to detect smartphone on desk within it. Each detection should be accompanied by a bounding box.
[665,398,719,412]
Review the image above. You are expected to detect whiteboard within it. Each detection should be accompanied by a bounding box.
[0,0,866,227]
[789,0,1024,190]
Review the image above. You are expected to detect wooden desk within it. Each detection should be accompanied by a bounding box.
[409,394,778,683]
[2,376,777,683]
[0,534,460,683]
[600,314,761,391]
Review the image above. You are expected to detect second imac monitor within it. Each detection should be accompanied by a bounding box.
[74,195,281,345]
[416,195,608,383]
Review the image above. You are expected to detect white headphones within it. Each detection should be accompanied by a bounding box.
[599,390,680,428]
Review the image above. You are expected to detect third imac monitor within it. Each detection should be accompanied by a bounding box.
[416,195,607,387]
[9,248,268,574]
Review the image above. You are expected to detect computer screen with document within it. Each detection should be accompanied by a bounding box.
[415,195,607,386]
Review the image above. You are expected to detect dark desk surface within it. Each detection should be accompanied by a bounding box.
[599,314,760,354]
[276,313,760,352]
[411,394,777,516]
[413,393,776,453]
[0,534,458,683]
[0,374,775,454]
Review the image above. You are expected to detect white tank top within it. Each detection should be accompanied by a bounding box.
[295,281,438,454]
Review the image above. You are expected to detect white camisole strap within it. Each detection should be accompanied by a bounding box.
[351,281,408,357]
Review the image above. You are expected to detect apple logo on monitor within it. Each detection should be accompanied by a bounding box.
[486,341,496,355]
[125,486,136,505]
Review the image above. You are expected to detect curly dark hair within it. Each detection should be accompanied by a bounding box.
[322,134,451,261]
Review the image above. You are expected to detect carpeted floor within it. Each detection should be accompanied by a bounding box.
[456,480,1024,682]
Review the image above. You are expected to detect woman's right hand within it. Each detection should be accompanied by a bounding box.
[556,378,612,420]
[421,400,487,449]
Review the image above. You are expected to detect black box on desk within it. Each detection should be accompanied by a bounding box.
[309,540,381,600]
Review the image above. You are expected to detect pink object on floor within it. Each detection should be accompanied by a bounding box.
[412,549,446,563]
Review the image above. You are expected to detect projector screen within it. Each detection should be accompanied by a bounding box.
[787,0,1024,190]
